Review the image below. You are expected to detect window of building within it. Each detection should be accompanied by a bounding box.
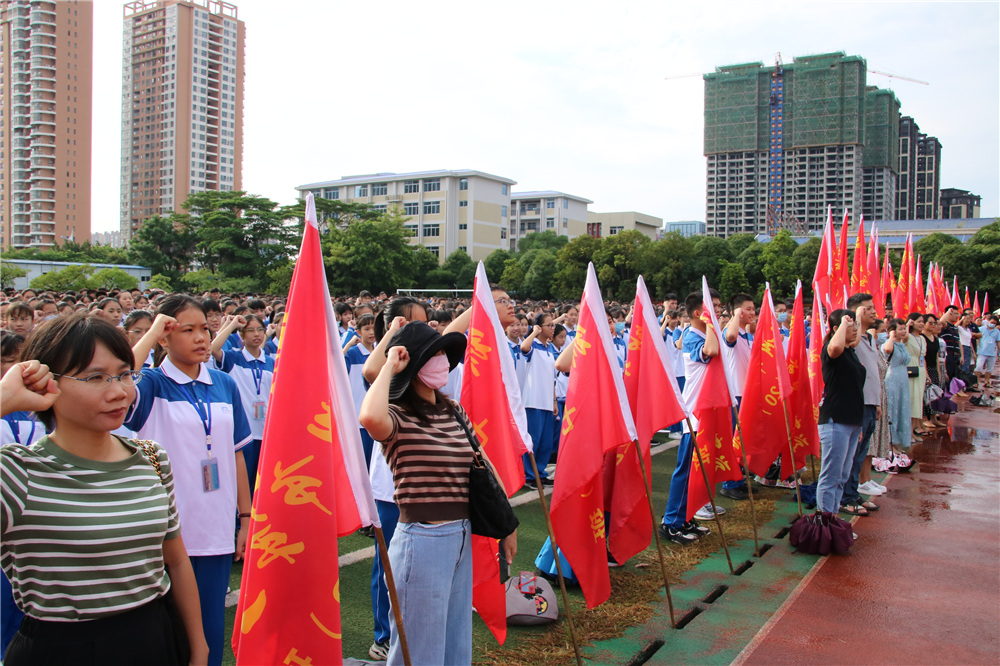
[501,228,507,239]
[458,223,467,230]
[501,184,508,195]
[586,223,601,238]
[424,178,441,192]
[355,184,368,197]
[404,223,417,236]
[423,224,441,237]
[546,218,555,228]
[563,199,569,209]
[458,246,467,253]
[609,226,624,235]
[404,180,419,193]
[373,204,387,213]
[428,246,440,259]
[563,217,568,227]
[423,201,440,215]
[372,182,388,196]
[546,199,555,208]
[322,187,339,200]
[501,205,507,218]
[459,178,468,191]
[459,200,468,207]
[403,202,419,215]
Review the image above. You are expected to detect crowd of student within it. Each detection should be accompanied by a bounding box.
[0,282,997,665]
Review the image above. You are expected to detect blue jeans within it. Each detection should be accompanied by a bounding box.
[962,345,973,372]
[371,500,400,644]
[841,406,877,506]
[189,554,232,666]
[243,439,261,500]
[523,407,554,482]
[1,572,23,655]
[723,396,745,490]
[661,432,694,529]
[387,520,472,666]
[817,421,863,512]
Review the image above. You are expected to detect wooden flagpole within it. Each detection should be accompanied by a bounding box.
[730,406,761,556]
[688,418,735,574]
[631,440,676,628]
[528,452,584,666]
[373,526,410,666]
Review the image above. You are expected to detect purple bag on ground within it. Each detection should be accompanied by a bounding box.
[931,396,957,413]
[789,511,855,555]
[948,377,966,395]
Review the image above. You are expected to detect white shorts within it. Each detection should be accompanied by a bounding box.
[975,354,996,374]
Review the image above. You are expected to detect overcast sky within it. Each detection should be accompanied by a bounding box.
[90,0,1000,232]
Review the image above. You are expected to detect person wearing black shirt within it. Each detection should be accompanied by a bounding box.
[817,309,867,514]
[939,306,962,383]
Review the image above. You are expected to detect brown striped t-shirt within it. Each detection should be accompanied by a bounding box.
[382,400,474,524]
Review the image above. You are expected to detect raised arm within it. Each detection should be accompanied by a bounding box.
[132,314,176,369]
[210,315,245,364]
[359,346,409,442]
[520,325,540,354]
[363,316,406,384]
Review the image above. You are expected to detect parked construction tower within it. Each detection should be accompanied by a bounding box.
[703,52,901,237]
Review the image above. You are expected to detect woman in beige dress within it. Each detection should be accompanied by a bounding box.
[906,313,928,438]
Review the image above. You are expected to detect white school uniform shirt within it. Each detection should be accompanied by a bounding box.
[509,339,529,391]
[441,362,464,401]
[344,343,372,419]
[215,347,276,440]
[522,339,557,411]
[1,413,45,446]
[723,327,753,397]
[681,327,712,430]
[125,357,252,556]
[670,327,686,378]
[369,445,395,503]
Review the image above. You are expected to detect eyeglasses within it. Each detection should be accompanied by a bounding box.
[494,298,513,307]
[127,328,150,335]
[54,370,143,388]
[244,327,266,334]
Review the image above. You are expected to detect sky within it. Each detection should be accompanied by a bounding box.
[90,0,1000,232]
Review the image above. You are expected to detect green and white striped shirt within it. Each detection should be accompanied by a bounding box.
[1,436,181,621]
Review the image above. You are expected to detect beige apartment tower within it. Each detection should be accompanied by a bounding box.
[120,0,244,240]
[2,0,92,250]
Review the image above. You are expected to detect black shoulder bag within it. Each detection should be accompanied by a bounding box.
[449,404,520,539]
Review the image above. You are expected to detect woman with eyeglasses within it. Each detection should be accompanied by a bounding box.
[0,314,208,665]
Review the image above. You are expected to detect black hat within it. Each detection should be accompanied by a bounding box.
[386,321,466,400]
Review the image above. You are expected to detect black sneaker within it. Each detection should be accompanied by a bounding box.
[658,523,697,545]
[719,486,750,501]
[541,477,555,486]
[523,480,537,491]
[682,520,710,537]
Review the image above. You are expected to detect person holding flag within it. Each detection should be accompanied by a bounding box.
[360,321,517,666]
[659,289,723,544]
[719,293,755,502]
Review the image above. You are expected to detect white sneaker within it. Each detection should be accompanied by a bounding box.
[870,481,888,492]
[859,481,884,496]
[693,503,726,520]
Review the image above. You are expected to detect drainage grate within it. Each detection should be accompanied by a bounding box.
[674,606,704,629]
[755,543,774,557]
[702,584,729,604]
[773,526,790,539]
[733,560,754,576]
[626,639,665,666]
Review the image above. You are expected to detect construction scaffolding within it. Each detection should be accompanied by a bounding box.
[862,86,901,169]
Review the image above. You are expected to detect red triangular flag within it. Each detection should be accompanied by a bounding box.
[807,287,827,412]
[914,255,926,313]
[686,360,743,518]
[813,209,835,308]
[850,216,867,294]
[867,227,882,317]
[973,292,981,318]
[831,210,850,308]
[785,282,820,473]
[963,287,971,310]
[551,263,636,609]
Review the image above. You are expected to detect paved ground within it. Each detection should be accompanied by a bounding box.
[589,395,1000,665]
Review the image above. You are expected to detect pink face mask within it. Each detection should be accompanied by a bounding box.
[417,354,450,389]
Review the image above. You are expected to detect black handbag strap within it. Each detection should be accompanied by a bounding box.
[448,402,487,462]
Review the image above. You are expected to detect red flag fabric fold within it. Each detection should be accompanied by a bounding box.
[808,287,827,412]
[850,216,867,294]
[785,282,820,473]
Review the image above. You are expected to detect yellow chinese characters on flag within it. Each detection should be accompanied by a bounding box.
[233,195,362,666]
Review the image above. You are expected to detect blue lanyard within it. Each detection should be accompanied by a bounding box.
[250,360,264,396]
[181,383,213,456]
[4,416,36,445]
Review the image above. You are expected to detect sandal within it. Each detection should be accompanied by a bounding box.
[913,428,932,437]
[840,504,869,516]
[858,500,879,511]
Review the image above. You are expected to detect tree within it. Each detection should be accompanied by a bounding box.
[517,230,569,253]
[636,232,691,300]
[761,229,798,299]
[29,264,95,291]
[726,233,758,257]
[591,230,650,301]
[89,267,139,291]
[499,258,526,294]
[683,236,734,293]
[551,234,599,300]
[913,232,962,265]
[718,260,751,300]
[1,261,27,288]
[3,241,131,266]
[280,197,384,233]
[265,263,294,295]
[440,250,475,289]
[736,243,766,298]
[792,237,822,285]
[148,274,173,291]
[483,249,511,283]
[127,214,197,281]
[522,251,558,299]
[324,217,423,294]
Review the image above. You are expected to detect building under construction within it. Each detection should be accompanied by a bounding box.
[703,52,901,237]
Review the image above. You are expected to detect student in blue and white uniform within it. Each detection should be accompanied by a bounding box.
[344,313,377,467]
[551,325,569,458]
[210,314,274,500]
[720,293,755,501]
[263,310,285,356]
[506,318,528,391]
[124,310,156,369]
[520,313,558,489]
[129,295,252,666]
[610,307,629,367]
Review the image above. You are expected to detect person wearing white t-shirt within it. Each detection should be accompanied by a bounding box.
[721,293,755,500]
[520,313,558,489]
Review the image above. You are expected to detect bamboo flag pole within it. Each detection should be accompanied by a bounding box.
[730,406,761,556]
[373,526,410,666]
[688,418,734,574]
[781,405,805,516]
[528,452,584,666]
[631,440,676,628]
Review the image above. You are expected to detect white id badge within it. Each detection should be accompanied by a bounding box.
[201,457,220,492]
[252,401,266,420]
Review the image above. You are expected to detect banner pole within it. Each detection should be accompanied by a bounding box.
[688,418,735,574]
[631,439,676,628]
[730,406,761,556]
[373,526,411,666]
[528,452,584,666]
[781,405,805,516]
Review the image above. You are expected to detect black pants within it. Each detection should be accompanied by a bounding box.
[945,355,959,384]
[4,596,182,666]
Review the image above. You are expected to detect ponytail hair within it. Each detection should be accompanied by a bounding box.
[373,296,428,343]
[823,309,854,348]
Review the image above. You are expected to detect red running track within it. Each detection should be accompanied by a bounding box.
[736,408,1000,665]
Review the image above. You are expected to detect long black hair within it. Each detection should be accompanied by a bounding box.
[373,296,429,343]
[823,309,854,348]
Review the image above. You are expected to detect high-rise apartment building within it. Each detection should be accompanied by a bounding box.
[703,53,900,237]
[895,116,942,221]
[120,0,244,240]
[296,170,516,262]
[1,0,92,250]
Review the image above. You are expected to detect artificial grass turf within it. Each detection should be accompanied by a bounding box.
[221,438,797,665]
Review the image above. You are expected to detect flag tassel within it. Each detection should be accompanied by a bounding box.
[689,418,734,574]
[373,526,411,666]
[527,452,583,666]
[730,407,761,557]
[631,440,676,628]
[782,405,804,517]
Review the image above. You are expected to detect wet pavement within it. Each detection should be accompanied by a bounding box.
[587,395,1000,665]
